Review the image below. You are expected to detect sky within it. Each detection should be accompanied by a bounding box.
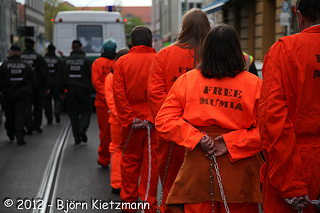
[66,0,152,7]
[16,0,152,7]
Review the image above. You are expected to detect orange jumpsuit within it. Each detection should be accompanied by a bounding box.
[259,25,320,213]
[148,45,197,213]
[113,45,158,212]
[91,56,114,167]
[105,72,122,190]
[156,69,263,213]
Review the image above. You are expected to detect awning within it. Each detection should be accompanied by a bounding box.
[201,0,230,14]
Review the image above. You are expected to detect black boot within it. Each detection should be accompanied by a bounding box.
[17,138,26,145]
[74,138,81,145]
[55,114,61,123]
[79,129,87,142]
[34,126,43,133]
[7,133,14,141]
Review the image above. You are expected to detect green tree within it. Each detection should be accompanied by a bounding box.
[124,16,144,46]
[44,0,74,43]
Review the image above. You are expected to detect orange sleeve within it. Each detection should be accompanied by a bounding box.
[155,74,206,151]
[148,52,167,119]
[113,60,135,127]
[104,73,118,118]
[258,41,308,198]
[223,80,262,162]
[91,59,105,101]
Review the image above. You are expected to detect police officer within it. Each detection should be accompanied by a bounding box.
[0,45,35,145]
[44,43,62,124]
[21,38,49,134]
[60,40,92,144]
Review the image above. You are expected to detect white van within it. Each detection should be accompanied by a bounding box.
[53,11,126,60]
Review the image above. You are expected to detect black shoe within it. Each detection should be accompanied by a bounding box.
[121,210,136,213]
[75,138,81,145]
[7,133,14,141]
[111,187,121,194]
[55,115,61,123]
[34,127,43,133]
[80,131,87,142]
[97,161,109,168]
[26,130,33,135]
[17,138,26,145]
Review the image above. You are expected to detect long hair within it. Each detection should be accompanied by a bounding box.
[174,8,210,66]
[198,24,245,79]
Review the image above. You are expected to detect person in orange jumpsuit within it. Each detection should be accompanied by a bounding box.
[104,47,129,194]
[155,24,263,213]
[258,0,320,212]
[91,38,117,167]
[113,26,158,213]
[148,8,210,213]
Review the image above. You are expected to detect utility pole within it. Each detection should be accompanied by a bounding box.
[184,0,187,12]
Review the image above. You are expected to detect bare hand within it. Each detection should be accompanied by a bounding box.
[285,195,310,211]
[199,136,214,156]
[58,50,64,57]
[132,118,151,129]
[60,94,66,99]
[211,135,227,157]
[44,89,50,95]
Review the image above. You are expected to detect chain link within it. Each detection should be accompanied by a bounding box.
[141,123,153,213]
[209,157,215,213]
[156,142,175,213]
[210,155,230,213]
[121,125,134,156]
[289,199,320,213]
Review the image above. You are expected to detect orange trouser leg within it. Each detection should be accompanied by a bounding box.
[158,137,185,213]
[184,201,259,213]
[120,127,158,213]
[96,106,111,166]
[109,123,122,189]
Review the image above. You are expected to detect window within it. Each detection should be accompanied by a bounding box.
[181,1,202,15]
[77,25,102,53]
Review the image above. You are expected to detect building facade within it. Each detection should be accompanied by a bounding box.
[151,0,297,61]
[203,0,297,61]
[0,0,18,62]
[24,0,46,54]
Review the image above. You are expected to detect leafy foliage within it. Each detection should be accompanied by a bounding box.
[44,0,75,42]
[124,16,145,46]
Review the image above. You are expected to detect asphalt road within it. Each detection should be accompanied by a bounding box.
[0,111,263,213]
[0,112,121,213]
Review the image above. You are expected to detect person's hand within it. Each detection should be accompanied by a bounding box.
[316,195,320,210]
[284,195,310,211]
[132,118,150,129]
[199,136,214,157]
[58,50,64,57]
[60,94,66,99]
[211,135,228,157]
[44,89,50,95]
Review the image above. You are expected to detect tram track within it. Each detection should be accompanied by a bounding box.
[32,121,71,213]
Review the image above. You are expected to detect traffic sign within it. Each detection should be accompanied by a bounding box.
[282,1,290,12]
[280,12,291,26]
